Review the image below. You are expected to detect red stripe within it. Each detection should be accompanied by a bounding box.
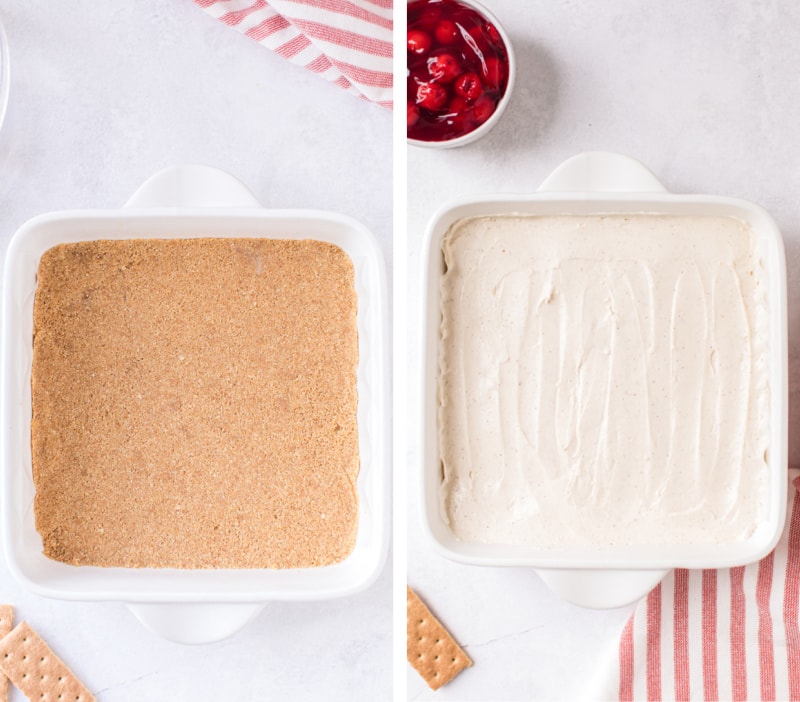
[330,58,392,88]
[619,615,635,702]
[245,15,291,41]
[702,570,719,701]
[647,583,662,701]
[359,94,392,110]
[674,569,690,701]
[305,54,333,73]
[334,75,354,90]
[362,0,392,7]
[729,566,748,701]
[193,0,225,8]
[784,477,800,700]
[281,0,393,30]
[275,34,312,58]
[219,0,266,26]
[291,18,392,57]
[757,550,776,700]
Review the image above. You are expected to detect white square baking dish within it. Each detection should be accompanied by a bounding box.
[419,152,787,608]
[2,166,390,642]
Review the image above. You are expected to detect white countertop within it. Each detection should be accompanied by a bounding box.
[4,1,800,699]
[407,1,800,699]
[0,2,392,701]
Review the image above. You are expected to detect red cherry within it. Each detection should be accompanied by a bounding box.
[484,22,502,47]
[427,52,461,83]
[471,95,496,125]
[413,4,443,31]
[416,81,447,110]
[482,56,507,90]
[434,19,459,45]
[466,24,492,55]
[447,95,467,115]
[407,102,420,128]
[407,30,432,56]
[454,72,484,101]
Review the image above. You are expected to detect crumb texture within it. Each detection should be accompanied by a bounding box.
[32,238,359,569]
[407,587,472,690]
[0,621,95,702]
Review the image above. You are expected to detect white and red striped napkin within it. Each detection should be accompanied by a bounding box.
[194,0,393,107]
[594,469,800,701]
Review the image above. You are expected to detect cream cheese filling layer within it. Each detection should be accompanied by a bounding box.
[438,214,770,546]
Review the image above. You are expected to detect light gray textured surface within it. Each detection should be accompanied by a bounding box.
[0,2,391,701]
[407,2,800,699]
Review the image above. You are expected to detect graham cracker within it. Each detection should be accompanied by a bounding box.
[31,238,359,569]
[0,621,94,702]
[407,586,472,690]
[0,606,11,702]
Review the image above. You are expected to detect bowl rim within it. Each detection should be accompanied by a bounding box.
[406,0,517,149]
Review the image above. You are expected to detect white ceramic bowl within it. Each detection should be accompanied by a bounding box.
[1,166,390,643]
[420,152,788,608]
[407,0,516,149]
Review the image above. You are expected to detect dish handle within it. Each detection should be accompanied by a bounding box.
[535,568,669,609]
[126,603,265,645]
[537,151,668,194]
[123,166,264,644]
[124,164,262,209]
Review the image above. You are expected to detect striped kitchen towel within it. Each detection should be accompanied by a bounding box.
[594,469,800,701]
[194,0,393,107]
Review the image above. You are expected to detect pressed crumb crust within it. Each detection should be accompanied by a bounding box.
[31,238,359,569]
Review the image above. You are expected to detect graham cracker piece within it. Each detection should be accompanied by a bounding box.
[0,606,11,702]
[407,586,472,690]
[0,621,94,702]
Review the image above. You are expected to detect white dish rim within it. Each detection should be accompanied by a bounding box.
[1,173,391,607]
[420,188,788,571]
